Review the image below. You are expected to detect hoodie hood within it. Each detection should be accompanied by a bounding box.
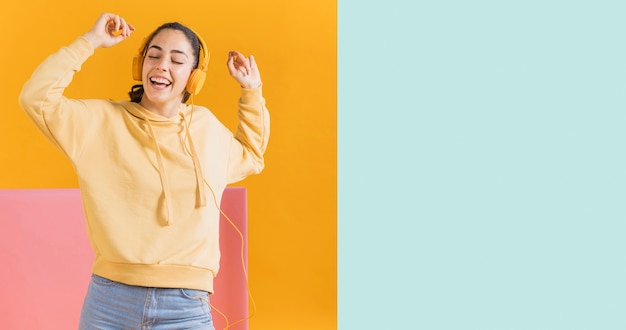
[121,101,207,225]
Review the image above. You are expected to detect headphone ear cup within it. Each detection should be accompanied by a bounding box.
[132,55,144,81]
[186,69,206,95]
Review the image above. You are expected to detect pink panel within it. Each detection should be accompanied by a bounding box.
[0,188,248,330]
[213,187,250,330]
[0,189,90,329]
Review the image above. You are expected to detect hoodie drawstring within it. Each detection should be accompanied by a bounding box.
[180,111,208,208]
[144,117,175,225]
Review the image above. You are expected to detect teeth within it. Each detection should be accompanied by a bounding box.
[150,77,171,85]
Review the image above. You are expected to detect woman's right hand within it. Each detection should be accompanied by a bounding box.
[82,12,135,49]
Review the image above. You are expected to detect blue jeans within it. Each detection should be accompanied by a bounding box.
[79,274,215,330]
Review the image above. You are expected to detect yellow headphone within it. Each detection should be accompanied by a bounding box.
[132,27,210,96]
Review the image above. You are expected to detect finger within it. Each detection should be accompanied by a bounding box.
[228,51,247,74]
[120,17,131,37]
[243,57,251,75]
[105,19,115,35]
[249,55,257,72]
[233,52,250,75]
[108,16,134,38]
[230,51,248,66]
[226,51,236,70]
[122,18,135,37]
[105,15,121,36]
[111,15,121,34]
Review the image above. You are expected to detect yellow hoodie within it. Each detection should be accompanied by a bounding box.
[18,36,270,293]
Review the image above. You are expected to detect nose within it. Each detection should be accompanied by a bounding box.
[154,57,169,72]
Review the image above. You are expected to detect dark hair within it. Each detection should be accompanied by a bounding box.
[129,22,201,104]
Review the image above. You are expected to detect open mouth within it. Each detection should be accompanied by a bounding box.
[149,76,172,87]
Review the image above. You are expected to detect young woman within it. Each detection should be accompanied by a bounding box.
[19,12,269,329]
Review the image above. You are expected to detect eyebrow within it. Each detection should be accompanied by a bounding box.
[147,45,189,58]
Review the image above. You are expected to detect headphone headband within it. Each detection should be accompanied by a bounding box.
[192,28,210,73]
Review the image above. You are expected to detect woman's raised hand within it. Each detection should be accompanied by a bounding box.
[83,12,135,49]
[227,51,262,89]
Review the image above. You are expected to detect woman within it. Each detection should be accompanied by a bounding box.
[18,12,269,329]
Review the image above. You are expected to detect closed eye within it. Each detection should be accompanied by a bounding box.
[146,45,188,65]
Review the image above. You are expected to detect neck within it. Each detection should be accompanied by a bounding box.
[139,98,184,118]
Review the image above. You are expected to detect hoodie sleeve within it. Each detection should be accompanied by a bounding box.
[227,86,270,183]
[18,37,99,162]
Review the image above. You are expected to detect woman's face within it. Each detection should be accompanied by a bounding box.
[140,29,195,111]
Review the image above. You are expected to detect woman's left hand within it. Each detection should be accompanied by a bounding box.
[227,51,262,89]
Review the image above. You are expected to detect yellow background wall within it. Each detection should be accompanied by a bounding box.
[1,1,336,329]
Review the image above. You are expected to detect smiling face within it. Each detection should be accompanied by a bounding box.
[139,28,197,117]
